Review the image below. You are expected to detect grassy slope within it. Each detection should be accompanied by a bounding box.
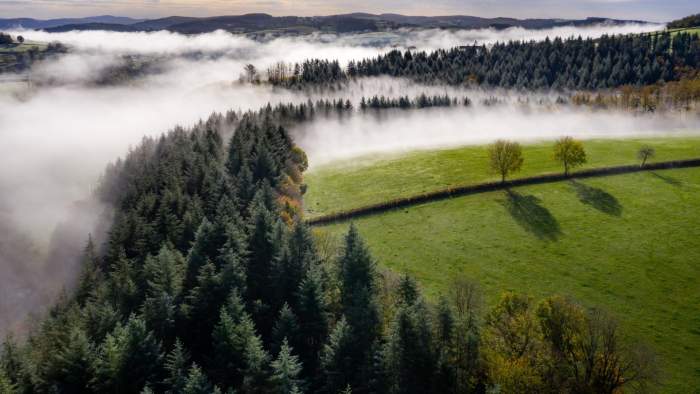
[316,167,700,393]
[667,27,700,36]
[304,137,700,217]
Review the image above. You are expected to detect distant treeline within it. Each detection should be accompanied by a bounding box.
[667,14,700,30]
[269,32,700,90]
[569,78,700,111]
[360,94,472,109]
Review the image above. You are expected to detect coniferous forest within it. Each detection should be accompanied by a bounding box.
[271,32,700,90]
[0,102,656,394]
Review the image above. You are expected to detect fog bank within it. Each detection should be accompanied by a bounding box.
[295,107,700,166]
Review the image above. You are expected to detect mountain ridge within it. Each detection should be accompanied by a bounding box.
[1,13,654,34]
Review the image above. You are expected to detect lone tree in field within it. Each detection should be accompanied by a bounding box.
[489,139,524,182]
[553,136,586,176]
[637,145,655,167]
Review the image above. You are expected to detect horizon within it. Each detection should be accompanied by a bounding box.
[0,1,695,24]
[0,11,661,22]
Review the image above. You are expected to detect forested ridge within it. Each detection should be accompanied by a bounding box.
[270,32,700,90]
[0,101,656,393]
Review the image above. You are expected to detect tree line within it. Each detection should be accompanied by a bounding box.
[360,94,472,110]
[0,101,656,393]
[490,137,658,182]
[269,32,700,91]
[667,14,700,30]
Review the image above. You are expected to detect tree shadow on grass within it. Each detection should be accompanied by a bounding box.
[569,180,622,217]
[499,190,562,241]
[650,172,683,187]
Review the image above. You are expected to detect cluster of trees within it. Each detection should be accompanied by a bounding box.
[0,101,656,393]
[0,32,14,45]
[568,78,700,112]
[667,14,700,29]
[272,32,700,90]
[267,59,344,87]
[490,137,658,182]
[359,94,471,110]
[489,137,587,181]
[0,39,66,74]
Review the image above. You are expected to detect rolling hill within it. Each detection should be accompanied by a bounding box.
[304,137,700,218]
[3,13,655,34]
[310,144,700,392]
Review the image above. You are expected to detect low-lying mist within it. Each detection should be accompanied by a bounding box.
[295,106,700,166]
[0,22,682,336]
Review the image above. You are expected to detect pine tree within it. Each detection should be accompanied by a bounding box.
[296,265,329,383]
[284,222,317,306]
[211,292,270,392]
[142,245,186,340]
[335,225,381,391]
[397,274,419,306]
[385,300,436,394]
[270,339,305,394]
[183,364,221,394]
[246,189,283,338]
[75,236,102,304]
[93,315,163,393]
[164,339,189,393]
[181,261,224,354]
[0,369,16,394]
[272,303,301,355]
[320,317,354,394]
[48,326,95,393]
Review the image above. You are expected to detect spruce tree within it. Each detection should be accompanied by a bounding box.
[320,317,355,394]
[296,265,329,384]
[75,236,102,304]
[183,364,221,394]
[385,300,436,394]
[93,315,163,393]
[335,225,381,391]
[270,339,305,394]
[272,303,301,356]
[142,245,186,340]
[164,339,189,393]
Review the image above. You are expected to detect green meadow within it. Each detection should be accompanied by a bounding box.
[309,138,700,392]
[304,137,700,217]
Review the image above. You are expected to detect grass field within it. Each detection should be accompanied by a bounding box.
[304,137,700,217]
[666,27,700,36]
[314,165,700,393]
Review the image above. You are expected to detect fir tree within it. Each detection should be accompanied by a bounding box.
[270,339,305,394]
[183,364,221,394]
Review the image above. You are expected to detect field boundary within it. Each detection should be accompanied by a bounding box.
[306,158,700,225]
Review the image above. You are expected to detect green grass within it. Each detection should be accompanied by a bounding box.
[0,42,47,54]
[304,137,700,217]
[666,27,700,36]
[316,167,700,393]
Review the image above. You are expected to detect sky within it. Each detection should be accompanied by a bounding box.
[0,0,696,23]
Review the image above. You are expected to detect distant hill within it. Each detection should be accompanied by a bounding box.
[44,22,143,33]
[8,13,653,35]
[0,15,145,30]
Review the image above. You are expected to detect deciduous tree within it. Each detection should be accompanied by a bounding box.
[489,139,524,182]
[554,137,587,176]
